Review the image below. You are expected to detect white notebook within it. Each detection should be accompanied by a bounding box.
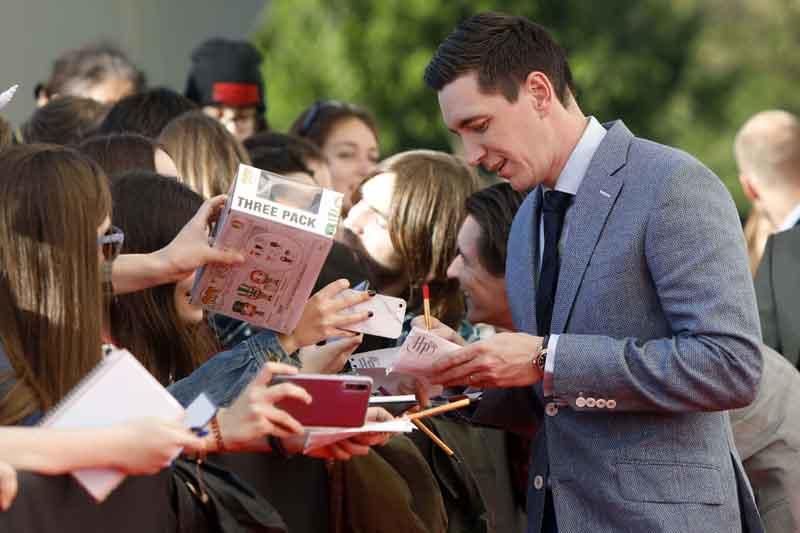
[39,347,185,502]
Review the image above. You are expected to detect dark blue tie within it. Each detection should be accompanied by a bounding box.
[536,190,574,336]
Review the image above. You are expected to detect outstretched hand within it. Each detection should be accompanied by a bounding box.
[109,418,204,475]
[301,407,395,461]
[278,279,373,353]
[428,332,544,389]
[409,315,466,346]
[215,362,311,452]
[153,195,245,284]
[299,335,364,374]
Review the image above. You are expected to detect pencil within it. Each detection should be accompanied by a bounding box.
[422,283,432,330]
[405,398,471,421]
[412,419,455,456]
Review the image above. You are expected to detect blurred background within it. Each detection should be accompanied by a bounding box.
[3,0,799,214]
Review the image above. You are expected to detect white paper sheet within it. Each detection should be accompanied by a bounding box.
[303,419,415,452]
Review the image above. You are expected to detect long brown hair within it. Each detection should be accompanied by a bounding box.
[375,150,480,328]
[109,172,220,384]
[159,110,251,198]
[0,144,110,424]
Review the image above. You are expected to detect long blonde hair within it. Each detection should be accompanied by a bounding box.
[159,110,251,197]
[381,150,480,327]
[0,144,111,424]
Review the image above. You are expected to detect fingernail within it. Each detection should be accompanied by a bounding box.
[367,311,374,318]
[368,290,376,297]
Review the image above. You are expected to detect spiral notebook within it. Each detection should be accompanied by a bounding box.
[39,347,185,502]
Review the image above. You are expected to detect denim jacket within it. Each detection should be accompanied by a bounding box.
[168,329,300,408]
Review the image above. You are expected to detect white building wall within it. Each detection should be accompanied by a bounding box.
[0,0,267,125]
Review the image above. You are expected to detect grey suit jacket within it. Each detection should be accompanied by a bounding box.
[503,121,763,532]
[754,226,800,366]
[731,344,800,533]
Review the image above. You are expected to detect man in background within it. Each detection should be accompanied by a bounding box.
[735,110,800,233]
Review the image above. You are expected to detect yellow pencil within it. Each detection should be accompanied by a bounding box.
[422,283,432,330]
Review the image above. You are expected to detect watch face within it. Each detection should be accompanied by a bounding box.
[537,351,547,370]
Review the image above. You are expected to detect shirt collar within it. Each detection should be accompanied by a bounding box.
[546,116,607,195]
[779,203,800,232]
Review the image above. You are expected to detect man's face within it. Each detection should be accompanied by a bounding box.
[447,215,513,329]
[438,72,557,191]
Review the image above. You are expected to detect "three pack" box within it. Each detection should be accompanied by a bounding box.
[191,164,342,334]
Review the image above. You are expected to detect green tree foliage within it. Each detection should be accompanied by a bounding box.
[255,0,800,212]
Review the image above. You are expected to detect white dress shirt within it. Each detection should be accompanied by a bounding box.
[540,116,607,396]
[778,203,800,232]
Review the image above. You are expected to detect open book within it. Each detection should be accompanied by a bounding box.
[39,348,185,502]
[191,164,343,334]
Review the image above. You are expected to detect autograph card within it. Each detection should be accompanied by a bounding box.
[390,327,461,377]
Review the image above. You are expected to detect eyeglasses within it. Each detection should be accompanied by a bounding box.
[98,225,125,262]
[298,100,346,137]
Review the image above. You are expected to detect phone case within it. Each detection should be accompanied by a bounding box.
[273,374,373,427]
[343,292,406,339]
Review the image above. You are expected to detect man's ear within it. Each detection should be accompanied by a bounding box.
[523,71,553,115]
[739,174,759,202]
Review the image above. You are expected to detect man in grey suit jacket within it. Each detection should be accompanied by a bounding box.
[754,225,800,366]
[423,12,763,533]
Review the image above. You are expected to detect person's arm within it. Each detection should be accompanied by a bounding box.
[197,363,393,461]
[0,419,202,476]
[111,195,244,295]
[431,161,762,414]
[550,160,762,413]
[169,280,374,408]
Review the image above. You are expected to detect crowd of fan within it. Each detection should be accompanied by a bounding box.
[0,32,799,533]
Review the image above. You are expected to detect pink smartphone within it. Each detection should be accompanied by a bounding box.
[273,374,373,427]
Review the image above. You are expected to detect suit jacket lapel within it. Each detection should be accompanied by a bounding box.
[529,186,543,325]
[506,187,541,334]
[550,121,632,334]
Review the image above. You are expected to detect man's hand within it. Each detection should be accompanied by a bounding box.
[428,332,544,388]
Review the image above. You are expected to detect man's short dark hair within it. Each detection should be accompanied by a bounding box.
[424,12,574,104]
[96,87,197,138]
[465,182,526,276]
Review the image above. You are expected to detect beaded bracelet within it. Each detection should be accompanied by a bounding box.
[210,415,226,452]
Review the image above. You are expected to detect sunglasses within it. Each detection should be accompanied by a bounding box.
[98,225,125,262]
[298,100,347,137]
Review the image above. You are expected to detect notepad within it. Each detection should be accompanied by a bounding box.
[39,348,185,502]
